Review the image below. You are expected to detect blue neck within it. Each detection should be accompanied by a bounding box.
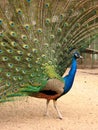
[63,57,77,94]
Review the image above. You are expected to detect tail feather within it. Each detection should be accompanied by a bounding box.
[0,0,98,101]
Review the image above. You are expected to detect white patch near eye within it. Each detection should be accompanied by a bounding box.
[75,53,78,57]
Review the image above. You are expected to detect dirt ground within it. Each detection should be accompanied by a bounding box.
[0,69,98,130]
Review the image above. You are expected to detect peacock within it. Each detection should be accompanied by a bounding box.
[0,0,98,119]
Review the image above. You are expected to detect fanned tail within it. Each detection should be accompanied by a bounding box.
[0,0,98,102]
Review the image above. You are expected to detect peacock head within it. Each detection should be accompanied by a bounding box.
[73,52,83,59]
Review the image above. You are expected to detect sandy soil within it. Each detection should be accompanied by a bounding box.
[0,69,98,130]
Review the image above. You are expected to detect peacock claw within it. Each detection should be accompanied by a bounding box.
[44,112,49,117]
[58,116,63,120]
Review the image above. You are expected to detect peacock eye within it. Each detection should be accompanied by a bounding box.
[5,82,11,87]
[14,56,21,61]
[21,35,27,40]
[45,18,50,25]
[22,70,26,74]
[9,21,15,27]
[17,50,23,55]
[33,38,39,44]
[10,31,16,37]
[24,24,30,30]
[23,44,29,49]
[50,35,55,40]
[45,3,50,8]
[2,57,8,61]
[0,19,3,25]
[13,76,17,81]
[60,14,64,20]
[8,63,13,68]
[18,76,23,80]
[16,9,22,14]
[20,82,24,86]
[6,72,11,77]
[0,50,3,54]
[0,32,4,37]
[28,63,32,68]
[57,28,62,33]
[27,53,32,57]
[26,0,31,2]
[7,49,13,53]
[32,49,37,53]
[37,28,43,34]
[26,57,31,62]
[11,42,17,47]
[64,22,69,27]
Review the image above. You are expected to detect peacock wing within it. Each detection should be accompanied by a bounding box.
[42,79,64,95]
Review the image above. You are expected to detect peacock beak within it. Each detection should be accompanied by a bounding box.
[80,55,83,59]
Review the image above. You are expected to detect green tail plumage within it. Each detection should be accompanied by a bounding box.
[0,0,98,102]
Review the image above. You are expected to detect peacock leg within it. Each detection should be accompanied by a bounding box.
[44,99,50,116]
[53,100,63,119]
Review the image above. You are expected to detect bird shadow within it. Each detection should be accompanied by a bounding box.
[0,98,45,122]
[0,97,89,123]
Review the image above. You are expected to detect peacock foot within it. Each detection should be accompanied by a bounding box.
[44,112,49,117]
[58,115,63,120]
